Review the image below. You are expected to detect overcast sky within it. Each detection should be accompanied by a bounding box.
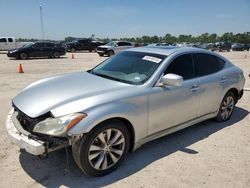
[0,0,249,40]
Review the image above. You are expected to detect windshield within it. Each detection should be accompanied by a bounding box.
[23,43,34,47]
[91,51,167,85]
[106,41,116,46]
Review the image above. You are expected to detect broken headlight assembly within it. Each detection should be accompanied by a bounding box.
[33,113,86,137]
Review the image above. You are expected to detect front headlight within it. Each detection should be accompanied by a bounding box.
[33,113,86,137]
[10,49,18,53]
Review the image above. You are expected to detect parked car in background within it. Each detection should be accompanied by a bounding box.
[96,41,133,56]
[212,42,231,52]
[6,47,244,176]
[147,43,171,47]
[65,38,106,52]
[232,43,249,51]
[7,42,66,59]
[0,37,32,51]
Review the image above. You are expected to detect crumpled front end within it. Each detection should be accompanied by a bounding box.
[6,107,70,156]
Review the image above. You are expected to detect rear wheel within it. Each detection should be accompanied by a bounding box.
[71,48,76,53]
[19,52,28,60]
[216,91,236,122]
[72,120,130,176]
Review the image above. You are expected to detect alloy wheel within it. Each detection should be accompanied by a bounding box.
[88,128,125,170]
[20,53,27,60]
[220,95,234,120]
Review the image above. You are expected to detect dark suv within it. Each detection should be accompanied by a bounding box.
[232,43,250,51]
[7,42,66,60]
[65,38,106,52]
[212,42,231,52]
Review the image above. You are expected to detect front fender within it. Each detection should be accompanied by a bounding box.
[67,100,148,144]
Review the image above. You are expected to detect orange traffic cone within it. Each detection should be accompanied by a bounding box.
[71,53,74,59]
[18,64,24,73]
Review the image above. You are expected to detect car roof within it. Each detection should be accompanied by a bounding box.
[127,46,214,56]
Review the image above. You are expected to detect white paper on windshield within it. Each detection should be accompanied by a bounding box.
[142,56,162,63]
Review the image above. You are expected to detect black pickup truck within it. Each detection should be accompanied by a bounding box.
[65,38,106,52]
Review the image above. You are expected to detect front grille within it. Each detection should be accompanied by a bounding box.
[13,104,52,132]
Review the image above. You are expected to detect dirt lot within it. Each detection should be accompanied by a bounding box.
[0,51,250,188]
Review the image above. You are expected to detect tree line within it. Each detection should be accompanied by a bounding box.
[18,32,250,44]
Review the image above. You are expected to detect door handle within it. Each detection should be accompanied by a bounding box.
[190,85,199,92]
[220,76,228,83]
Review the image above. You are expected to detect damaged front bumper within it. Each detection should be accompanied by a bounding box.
[6,109,70,156]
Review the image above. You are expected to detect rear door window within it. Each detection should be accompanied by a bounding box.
[33,43,45,48]
[164,54,195,80]
[8,38,13,42]
[45,43,54,48]
[193,53,225,76]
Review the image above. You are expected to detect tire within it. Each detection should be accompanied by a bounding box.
[71,48,76,53]
[99,53,104,57]
[72,120,130,176]
[53,51,60,58]
[215,91,236,122]
[107,50,114,57]
[19,52,28,60]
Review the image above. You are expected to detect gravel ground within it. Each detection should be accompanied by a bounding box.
[0,51,250,188]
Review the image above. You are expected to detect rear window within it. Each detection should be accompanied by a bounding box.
[8,38,13,42]
[194,53,225,76]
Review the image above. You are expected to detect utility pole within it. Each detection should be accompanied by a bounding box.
[40,4,44,40]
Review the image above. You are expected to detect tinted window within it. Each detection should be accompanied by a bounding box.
[164,54,195,80]
[194,53,225,76]
[117,42,123,46]
[33,43,45,48]
[117,42,131,46]
[79,39,89,43]
[8,38,13,42]
[123,42,132,46]
[45,43,54,47]
[0,38,7,42]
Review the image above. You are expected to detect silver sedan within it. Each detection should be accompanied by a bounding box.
[6,47,245,176]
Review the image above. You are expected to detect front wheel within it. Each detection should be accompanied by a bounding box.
[72,120,130,176]
[53,51,60,58]
[215,91,236,122]
[107,50,114,57]
[19,52,28,60]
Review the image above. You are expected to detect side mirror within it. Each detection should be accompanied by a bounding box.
[160,73,183,87]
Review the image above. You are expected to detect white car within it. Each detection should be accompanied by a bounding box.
[0,37,31,51]
[96,41,133,56]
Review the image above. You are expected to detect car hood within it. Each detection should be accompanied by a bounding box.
[12,72,132,118]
